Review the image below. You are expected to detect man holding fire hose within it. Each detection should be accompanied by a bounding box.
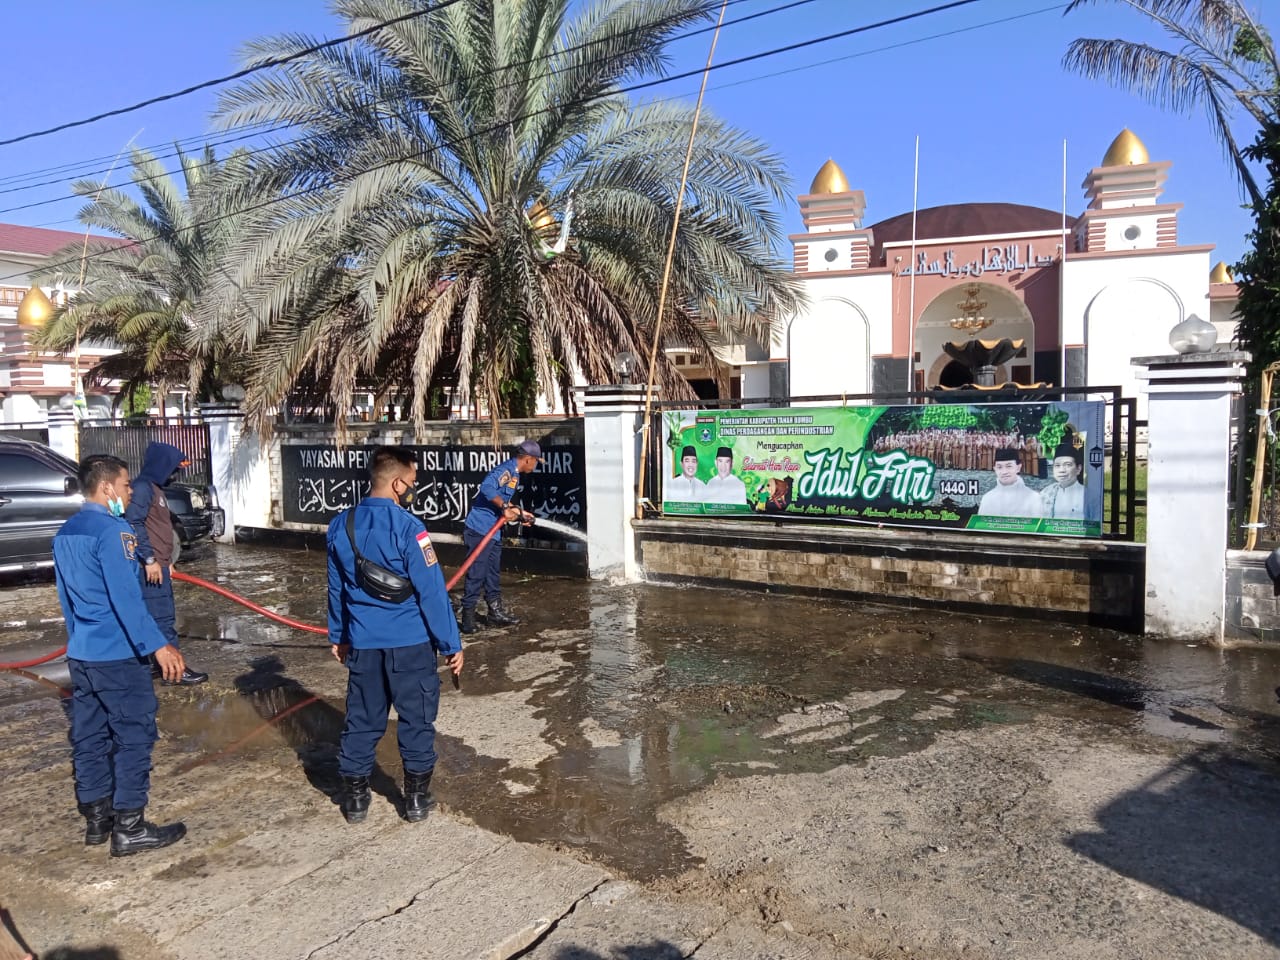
[458,440,541,634]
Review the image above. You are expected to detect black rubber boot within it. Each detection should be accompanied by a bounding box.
[77,797,113,846]
[109,809,186,858]
[486,600,520,627]
[460,608,478,635]
[403,770,434,823]
[340,776,371,823]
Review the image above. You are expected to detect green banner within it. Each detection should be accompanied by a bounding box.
[661,402,1106,538]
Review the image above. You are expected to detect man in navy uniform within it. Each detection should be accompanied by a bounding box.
[54,455,188,857]
[126,441,208,685]
[458,440,540,634]
[327,446,464,824]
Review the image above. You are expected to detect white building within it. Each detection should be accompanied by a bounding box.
[742,129,1239,415]
[0,223,121,423]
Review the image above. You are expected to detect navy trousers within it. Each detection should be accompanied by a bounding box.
[461,528,502,610]
[338,643,441,778]
[140,565,179,648]
[67,657,158,810]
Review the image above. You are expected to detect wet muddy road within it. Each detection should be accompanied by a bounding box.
[3,544,1280,959]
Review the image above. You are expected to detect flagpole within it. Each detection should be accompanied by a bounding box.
[635,0,730,519]
[1060,138,1068,393]
[907,135,919,395]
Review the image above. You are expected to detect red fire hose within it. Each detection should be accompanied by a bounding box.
[0,514,509,671]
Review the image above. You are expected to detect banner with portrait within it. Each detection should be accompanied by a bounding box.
[660,402,1106,537]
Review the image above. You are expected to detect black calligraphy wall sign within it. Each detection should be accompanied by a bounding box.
[280,443,587,533]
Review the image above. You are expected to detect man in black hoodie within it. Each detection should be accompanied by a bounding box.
[126,442,209,686]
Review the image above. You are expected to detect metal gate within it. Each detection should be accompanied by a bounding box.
[78,420,213,487]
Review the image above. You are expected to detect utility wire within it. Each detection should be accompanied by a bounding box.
[0,0,465,148]
[0,0,771,187]
[21,0,1066,229]
[0,0,988,284]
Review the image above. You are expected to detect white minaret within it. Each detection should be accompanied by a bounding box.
[1075,128,1178,253]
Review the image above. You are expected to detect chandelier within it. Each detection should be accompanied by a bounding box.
[949,283,993,334]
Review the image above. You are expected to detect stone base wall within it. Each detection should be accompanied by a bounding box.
[635,519,1145,631]
[1226,550,1280,644]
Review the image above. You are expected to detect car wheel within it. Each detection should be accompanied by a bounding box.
[170,527,183,565]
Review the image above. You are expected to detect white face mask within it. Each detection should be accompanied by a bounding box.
[105,486,125,517]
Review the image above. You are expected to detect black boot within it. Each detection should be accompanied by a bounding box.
[340,775,371,823]
[460,607,478,634]
[487,600,520,627]
[109,808,186,858]
[77,797,113,846]
[403,770,434,823]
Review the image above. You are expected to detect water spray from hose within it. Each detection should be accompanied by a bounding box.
[0,513,511,672]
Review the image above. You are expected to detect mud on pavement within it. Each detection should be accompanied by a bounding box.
[2,543,1280,959]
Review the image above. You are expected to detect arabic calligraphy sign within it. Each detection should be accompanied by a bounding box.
[280,442,587,533]
[895,242,1058,278]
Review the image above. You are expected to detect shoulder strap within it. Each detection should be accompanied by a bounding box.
[345,507,363,560]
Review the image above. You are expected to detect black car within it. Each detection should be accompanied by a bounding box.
[0,437,224,575]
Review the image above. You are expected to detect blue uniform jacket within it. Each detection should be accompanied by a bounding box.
[326,498,461,654]
[125,441,187,564]
[464,458,521,535]
[53,503,169,661]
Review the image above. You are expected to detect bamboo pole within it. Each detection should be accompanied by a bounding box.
[1245,361,1280,550]
[634,0,730,520]
[70,132,140,441]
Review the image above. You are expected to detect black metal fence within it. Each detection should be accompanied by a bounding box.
[642,386,1144,542]
[78,419,213,487]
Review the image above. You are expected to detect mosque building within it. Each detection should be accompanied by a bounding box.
[736,129,1241,414]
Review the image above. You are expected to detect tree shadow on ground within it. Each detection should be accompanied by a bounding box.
[1066,744,1280,946]
[545,943,685,960]
[232,656,402,815]
[964,658,1280,944]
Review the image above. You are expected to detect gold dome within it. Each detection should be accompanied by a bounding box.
[809,158,850,195]
[1210,261,1233,283]
[1101,128,1150,167]
[16,285,54,329]
[527,201,555,233]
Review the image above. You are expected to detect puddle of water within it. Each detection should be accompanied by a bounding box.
[47,542,1280,880]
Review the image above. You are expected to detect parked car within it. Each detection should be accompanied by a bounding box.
[0,436,224,575]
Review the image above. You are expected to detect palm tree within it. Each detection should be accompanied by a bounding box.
[32,146,244,408]
[201,0,801,432]
[1062,0,1277,207]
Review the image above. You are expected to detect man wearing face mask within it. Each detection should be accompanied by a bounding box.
[54,455,188,857]
[125,442,208,685]
[326,446,463,824]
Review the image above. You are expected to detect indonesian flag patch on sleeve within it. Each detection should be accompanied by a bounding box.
[416,530,437,566]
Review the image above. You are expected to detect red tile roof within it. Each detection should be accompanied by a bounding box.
[0,222,124,258]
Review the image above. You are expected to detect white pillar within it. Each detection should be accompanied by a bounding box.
[47,409,77,461]
[1133,350,1248,640]
[199,402,243,544]
[581,384,647,580]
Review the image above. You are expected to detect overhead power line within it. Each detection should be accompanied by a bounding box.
[24,2,1067,232]
[0,0,465,149]
[0,0,989,284]
[0,0,811,207]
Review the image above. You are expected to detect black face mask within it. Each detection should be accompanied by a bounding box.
[396,481,416,509]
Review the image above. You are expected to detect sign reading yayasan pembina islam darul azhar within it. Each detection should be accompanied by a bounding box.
[661,402,1107,538]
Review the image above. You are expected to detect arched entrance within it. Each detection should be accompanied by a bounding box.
[915,283,1035,388]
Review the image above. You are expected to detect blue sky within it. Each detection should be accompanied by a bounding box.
[0,0,1268,264]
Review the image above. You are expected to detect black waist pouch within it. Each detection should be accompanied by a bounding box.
[346,509,414,603]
